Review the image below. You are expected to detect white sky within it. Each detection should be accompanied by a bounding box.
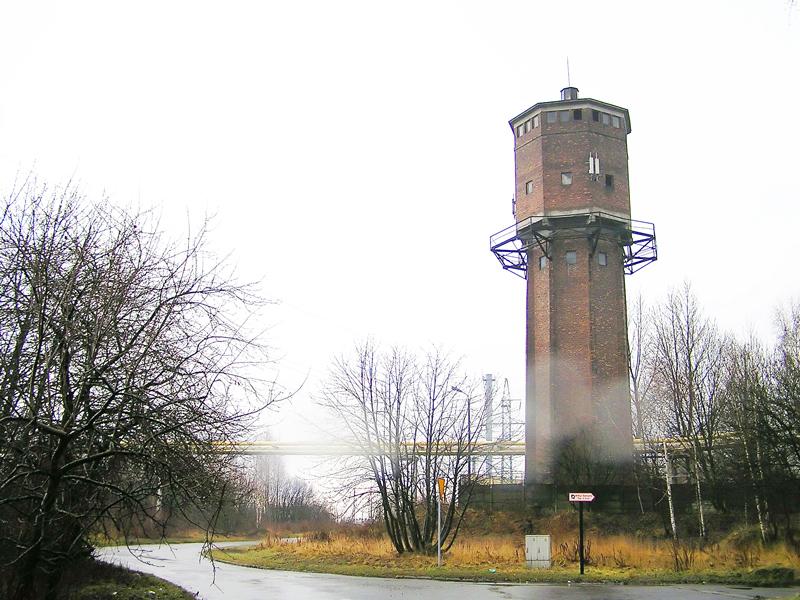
[2,1,799,464]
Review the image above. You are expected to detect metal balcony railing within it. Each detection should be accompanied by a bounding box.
[490,211,657,278]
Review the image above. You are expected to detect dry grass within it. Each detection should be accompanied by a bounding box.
[93,527,258,547]
[215,521,799,585]
[245,529,799,572]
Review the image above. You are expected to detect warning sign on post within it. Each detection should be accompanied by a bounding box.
[568,492,595,502]
[568,492,594,576]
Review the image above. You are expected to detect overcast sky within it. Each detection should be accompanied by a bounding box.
[1,1,798,458]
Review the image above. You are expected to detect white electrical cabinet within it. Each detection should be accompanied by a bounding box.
[524,534,551,568]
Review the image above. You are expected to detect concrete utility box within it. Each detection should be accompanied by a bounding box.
[524,535,551,568]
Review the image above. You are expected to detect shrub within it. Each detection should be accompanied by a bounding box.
[750,567,795,586]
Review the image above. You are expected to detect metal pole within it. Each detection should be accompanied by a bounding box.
[437,494,442,567]
[467,397,471,480]
[579,502,585,575]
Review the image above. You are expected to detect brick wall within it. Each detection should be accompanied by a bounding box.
[514,107,631,221]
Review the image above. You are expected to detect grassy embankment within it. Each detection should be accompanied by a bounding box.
[214,513,799,586]
[71,566,194,600]
[0,560,196,600]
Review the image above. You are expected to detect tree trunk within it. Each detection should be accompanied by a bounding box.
[663,441,678,541]
[691,443,706,538]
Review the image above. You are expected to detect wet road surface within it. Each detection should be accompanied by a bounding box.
[98,543,797,600]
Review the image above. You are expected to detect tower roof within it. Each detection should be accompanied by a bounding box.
[509,95,632,134]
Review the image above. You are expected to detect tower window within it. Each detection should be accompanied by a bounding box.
[566,251,577,265]
[516,124,524,137]
[539,255,547,270]
[561,172,573,185]
[592,110,600,122]
[602,113,611,125]
[598,252,608,266]
[533,114,540,128]
[559,110,570,122]
[525,180,534,194]
[546,112,557,123]
[525,119,532,133]
[612,115,621,128]
[605,174,614,189]
[573,109,583,120]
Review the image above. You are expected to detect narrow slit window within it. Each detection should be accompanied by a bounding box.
[598,252,607,266]
[561,172,573,185]
[539,255,547,270]
[566,251,577,265]
[605,174,614,189]
[516,124,524,137]
[533,114,540,128]
[525,119,532,133]
[573,109,583,120]
[525,180,534,194]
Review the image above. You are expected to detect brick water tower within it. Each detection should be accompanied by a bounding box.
[490,87,656,500]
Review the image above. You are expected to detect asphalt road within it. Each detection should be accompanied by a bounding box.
[97,543,798,600]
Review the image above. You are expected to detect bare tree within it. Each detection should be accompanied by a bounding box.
[628,296,657,512]
[720,305,800,544]
[629,296,687,538]
[650,284,729,534]
[763,302,800,543]
[247,454,330,526]
[0,180,274,599]
[724,337,773,542]
[633,290,800,543]
[319,342,485,555]
[771,302,800,469]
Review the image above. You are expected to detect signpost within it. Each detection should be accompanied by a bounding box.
[568,492,595,575]
[437,478,445,567]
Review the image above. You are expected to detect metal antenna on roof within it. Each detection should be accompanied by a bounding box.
[566,57,571,87]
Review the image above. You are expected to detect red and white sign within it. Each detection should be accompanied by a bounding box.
[568,492,595,502]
